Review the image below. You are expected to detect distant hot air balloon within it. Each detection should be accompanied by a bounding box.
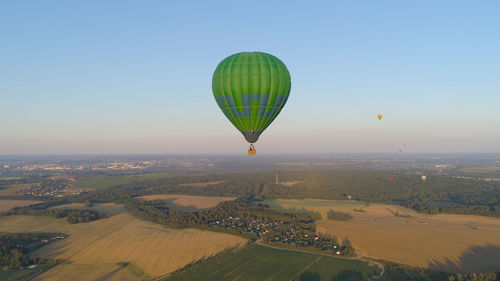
[399,149,403,153]
[388,177,392,182]
[212,52,291,155]
[377,114,383,120]
[421,175,427,181]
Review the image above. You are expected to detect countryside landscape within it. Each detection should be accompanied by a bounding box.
[2,1,499,280]
[1,155,500,280]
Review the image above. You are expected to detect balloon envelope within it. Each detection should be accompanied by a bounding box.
[421,175,427,181]
[377,114,383,120]
[212,52,291,143]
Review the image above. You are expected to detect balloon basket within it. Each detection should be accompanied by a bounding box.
[248,144,256,156]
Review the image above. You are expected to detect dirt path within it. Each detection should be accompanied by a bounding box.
[290,256,322,281]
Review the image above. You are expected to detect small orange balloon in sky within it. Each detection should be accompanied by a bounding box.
[377,114,383,120]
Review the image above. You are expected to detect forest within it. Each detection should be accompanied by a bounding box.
[0,233,60,270]
[70,169,500,217]
[1,204,106,224]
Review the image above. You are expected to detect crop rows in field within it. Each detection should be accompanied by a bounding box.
[166,244,379,281]
[0,208,246,280]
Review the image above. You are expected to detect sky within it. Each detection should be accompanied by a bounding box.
[1,0,499,154]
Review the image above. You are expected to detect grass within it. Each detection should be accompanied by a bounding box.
[138,194,237,211]
[166,244,380,281]
[0,207,246,280]
[264,199,366,220]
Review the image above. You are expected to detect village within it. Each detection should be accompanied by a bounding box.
[19,180,92,199]
[208,216,347,255]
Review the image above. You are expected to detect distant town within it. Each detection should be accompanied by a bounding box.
[0,154,499,174]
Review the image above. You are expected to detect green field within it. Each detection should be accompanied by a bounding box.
[263,199,368,220]
[166,244,380,281]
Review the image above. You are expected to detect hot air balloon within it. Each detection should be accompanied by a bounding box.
[388,177,392,182]
[399,149,403,153]
[421,175,427,181]
[212,52,291,155]
[377,114,383,120]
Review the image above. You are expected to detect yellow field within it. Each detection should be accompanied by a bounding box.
[0,209,246,280]
[0,183,29,196]
[267,199,500,273]
[138,194,237,210]
[35,263,144,281]
[0,199,44,212]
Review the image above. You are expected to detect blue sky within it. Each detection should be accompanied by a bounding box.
[1,1,499,154]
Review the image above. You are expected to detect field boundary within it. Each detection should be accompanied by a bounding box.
[158,241,384,281]
[255,240,385,280]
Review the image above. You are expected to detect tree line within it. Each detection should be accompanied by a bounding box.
[327,209,353,221]
[71,170,500,218]
[0,232,59,270]
[2,204,106,224]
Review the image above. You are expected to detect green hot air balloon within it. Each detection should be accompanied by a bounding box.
[212,52,291,155]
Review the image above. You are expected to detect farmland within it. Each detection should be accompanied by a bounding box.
[265,199,500,273]
[0,207,247,280]
[264,198,368,220]
[0,183,30,197]
[0,199,44,212]
[138,194,237,211]
[165,244,380,281]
